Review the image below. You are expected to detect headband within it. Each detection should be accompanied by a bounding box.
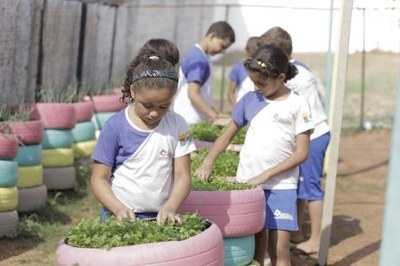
[132,70,178,83]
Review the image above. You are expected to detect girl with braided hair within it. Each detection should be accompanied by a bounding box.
[91,48,195,225]
[195,44,314,265]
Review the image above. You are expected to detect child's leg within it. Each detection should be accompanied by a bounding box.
[254,229,267,266]
[268,229,291,266]
[290,199,307,243]
[296,199,322,254]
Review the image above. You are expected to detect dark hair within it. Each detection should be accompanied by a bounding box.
[142,38,180,66]
[245,36,259,57]
[121,49,178,104]
[258,26,293,57]
[244,44,298,82]
[206,21,235,43]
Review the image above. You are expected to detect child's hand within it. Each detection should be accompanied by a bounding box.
[195,163,213,181]
[115,206,136,222]
[157,208,181,225]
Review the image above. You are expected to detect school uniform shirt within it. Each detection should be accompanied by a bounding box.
[232,91,314,190]
[92,106,196,212]
[286,60,330,140]
[172,44,212,124]
[229,61,255,102]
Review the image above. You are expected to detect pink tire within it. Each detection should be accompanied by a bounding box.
[9,120,44,145]
[178,187,265,237]
[0,133,18,159]
[73,101,94,122]
[36,103,76,129]
[90,95,124,113]
[56,222,223,266]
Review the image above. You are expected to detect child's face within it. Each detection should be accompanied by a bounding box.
[132,87,174,128]
[207,37,232,56]
[248,71,285,99]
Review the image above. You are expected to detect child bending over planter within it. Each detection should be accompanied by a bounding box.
[195,45,314,266]
[91,47,196,225]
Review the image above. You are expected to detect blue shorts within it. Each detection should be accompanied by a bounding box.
[264,189,298,231]
[100,207,158,223]
[298,132,331,201]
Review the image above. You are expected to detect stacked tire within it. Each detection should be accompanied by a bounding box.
[9,119,47,212]
[72,101,96,160]
[90,95,124,138]
[36,103,77,190]
[0,133,19,237]
[179,187,266,266]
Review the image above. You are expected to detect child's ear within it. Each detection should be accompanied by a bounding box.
[278,73,286,81]
[208,32,218,39]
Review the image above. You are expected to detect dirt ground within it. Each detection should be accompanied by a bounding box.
[0,129,391,265]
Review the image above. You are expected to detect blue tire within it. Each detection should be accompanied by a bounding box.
[43,129,73,149]
[72,121,96,143]
[224,235,255,266]
[15,144,42,166]
[0,160,18,187]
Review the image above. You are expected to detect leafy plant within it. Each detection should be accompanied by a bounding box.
[88,78,123,96]
[190,148,253,191]
[190,121,246,144]
[65,213,210,249]
[0,104,34,134]
[37,81,91,103]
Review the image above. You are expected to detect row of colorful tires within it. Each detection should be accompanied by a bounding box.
[56,187,265,266]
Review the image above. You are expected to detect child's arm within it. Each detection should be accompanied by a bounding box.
[247,130,311,185]
[227,80,238,107]
[187,82,219,121]
[195,121,241,181]
[90,161,135,221]
[157,154,192,225]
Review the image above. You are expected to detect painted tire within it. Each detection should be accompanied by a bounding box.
[56,222,224,266]
[9,120,44,145]
[17,184,47,213]
[90,95,124,113]
[17,164,43,188]
[73,140,96,159]
[72,121,96,143]
[73,101,94,122]
[0,210,19,237]
[42,148,74,168]
[93,112,116,130]
[224,235,255,266]
[36,103,76,129]
[43,166,76,190]
[0,133,18,159]
[0,186,18,212]
[194,140,242,152]
[178,187,265,237]
[15,144,42,166]
[43,129,74,149]
[0,160,18,187]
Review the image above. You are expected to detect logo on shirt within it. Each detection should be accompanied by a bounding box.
[274,209,293,220]
[303,112,312,123]
[179,131,193,147]
[159,149,168,158]
[273,114,291,125]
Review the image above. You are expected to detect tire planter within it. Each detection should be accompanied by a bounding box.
[0,210,19,237]
[0,160,18,187]
[178,187,265,237]
[43,129,74,149]
[17,164,43,188]
[17,184,47,212]
[36,103,76,129]
[15,144,42,166]
[73,140,96,159]
[56,222,224,266]
[72,121,96,143]
[42,148,74,167]
[93,111,116,130]
[73,101,94,122]
[90,95,124,113]
[8,120,44,145]
[0,186,18,212]
[43,166,76,190]
[194,140,243,152]
[224,235,255,266]
[0,133,18,159]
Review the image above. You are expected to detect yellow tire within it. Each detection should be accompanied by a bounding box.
[42,148,74,167]
[73,140,96,159]
[17,164,43,188]
[0,186,18,212]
